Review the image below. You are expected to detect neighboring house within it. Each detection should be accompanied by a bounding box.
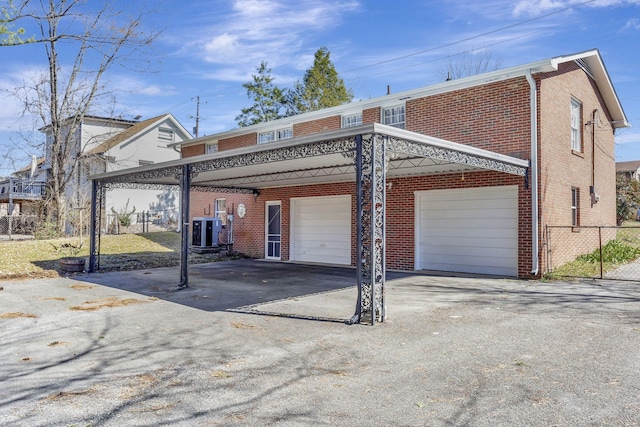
[0,156,47,216]
[616,160,640,181]
[12,114,191,232]
[79,114,191,227]
[89,49,629,281]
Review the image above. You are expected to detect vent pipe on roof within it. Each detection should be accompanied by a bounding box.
[386,85,390,95]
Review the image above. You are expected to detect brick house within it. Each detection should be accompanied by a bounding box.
[169,49,626,277]
[89,49,628,322]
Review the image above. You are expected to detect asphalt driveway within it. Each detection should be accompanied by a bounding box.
[1,261,639,426]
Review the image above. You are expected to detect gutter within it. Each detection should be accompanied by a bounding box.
[526,70,540,276]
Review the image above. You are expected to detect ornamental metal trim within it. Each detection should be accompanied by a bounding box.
[98,165,184,185]
[385,135,527,176]
[191,137,358,176]
[103,182,179,191]
[191,185,258,195]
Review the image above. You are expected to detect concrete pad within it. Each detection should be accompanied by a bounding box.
[1,262,639,426]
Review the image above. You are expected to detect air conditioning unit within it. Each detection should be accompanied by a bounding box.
[192,217,221,248]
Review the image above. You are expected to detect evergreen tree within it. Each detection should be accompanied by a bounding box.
[285,47,353,115]
[235,62,285,127]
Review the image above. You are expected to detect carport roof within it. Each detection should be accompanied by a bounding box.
[90,123,528,190]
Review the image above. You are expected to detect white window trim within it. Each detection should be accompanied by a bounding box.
[206,143,218,154]
[342,112,363,128]
[382,104,406,129]
[571,98,582,152]
[258,126,293,144]
[571,187,579,227]
[215,198,227,226]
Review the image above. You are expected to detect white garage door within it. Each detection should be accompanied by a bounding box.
[290,195,351,265]
[415,186,518,276]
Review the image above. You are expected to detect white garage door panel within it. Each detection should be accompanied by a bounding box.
[416,186,518,276]
[291,230,350,241]
[423,226,516,239]
[422,218,517,230]
[419,237,516,251]
[291,195,351,265]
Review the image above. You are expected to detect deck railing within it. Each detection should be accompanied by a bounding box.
[0,178,46,202]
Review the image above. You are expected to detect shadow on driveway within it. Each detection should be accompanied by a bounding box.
[74,259,412,322]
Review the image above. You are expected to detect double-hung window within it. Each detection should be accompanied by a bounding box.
[571,187,579,227]
[571,98,582,152]
[206,143,218,154]
[258,127,293,144]
[342,113,363,128]
[382,105,406,129]
[215,198,227,226]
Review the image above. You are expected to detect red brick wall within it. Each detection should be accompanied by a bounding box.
[182,144,205,158]
[194,172,531,277]
[363,107,380,124]
[406,77,531,159]
[219,133,257,151]
[538,62,617,270]
[293,116,341,136]
[184,61,614,278]
[189,191,261,257]
[258,183,355,263]
[384,172,530,275]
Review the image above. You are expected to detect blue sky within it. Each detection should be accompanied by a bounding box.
[1,0,639,174]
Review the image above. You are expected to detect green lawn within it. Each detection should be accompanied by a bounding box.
[0,232,236,280]
[544,222,640,280]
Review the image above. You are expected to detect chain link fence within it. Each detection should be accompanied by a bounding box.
[105,209,179,235]
[546,225,640,281]
[0,215,38,238]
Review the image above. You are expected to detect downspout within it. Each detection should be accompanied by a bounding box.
[526,70,540,276]
[591,110,596,189]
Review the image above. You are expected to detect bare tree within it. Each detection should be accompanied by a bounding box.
[438,48,502,81]
[1,0,160,234]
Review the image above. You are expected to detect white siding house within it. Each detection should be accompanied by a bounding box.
[32,114,192,233]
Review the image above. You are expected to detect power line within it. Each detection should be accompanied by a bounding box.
[343,0,598,75]
[343,25,556,84]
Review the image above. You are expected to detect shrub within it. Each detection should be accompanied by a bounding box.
[576,239,640,264]
[34,218,60,240]
[111,199,136,227]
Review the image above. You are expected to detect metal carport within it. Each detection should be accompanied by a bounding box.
[88,123,528,324]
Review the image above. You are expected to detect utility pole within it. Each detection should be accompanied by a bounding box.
[190,96,206,138]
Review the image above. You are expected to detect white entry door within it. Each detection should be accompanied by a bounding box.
[415,186,518,276]
[290,195,351,265]
[265,201,281,259]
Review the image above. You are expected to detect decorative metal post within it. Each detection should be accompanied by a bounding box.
[88,179,103,273]
[349,133,386,325]
[179,164,191,288]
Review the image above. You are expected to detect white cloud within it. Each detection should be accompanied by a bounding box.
[181,0,360,71]
[107,75,178,97]
[616,131,640,145]
[513,0,640,17]
[621,17,640,31]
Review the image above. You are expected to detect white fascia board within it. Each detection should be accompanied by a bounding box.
[165,113,194,140]
[551,49,629,128]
